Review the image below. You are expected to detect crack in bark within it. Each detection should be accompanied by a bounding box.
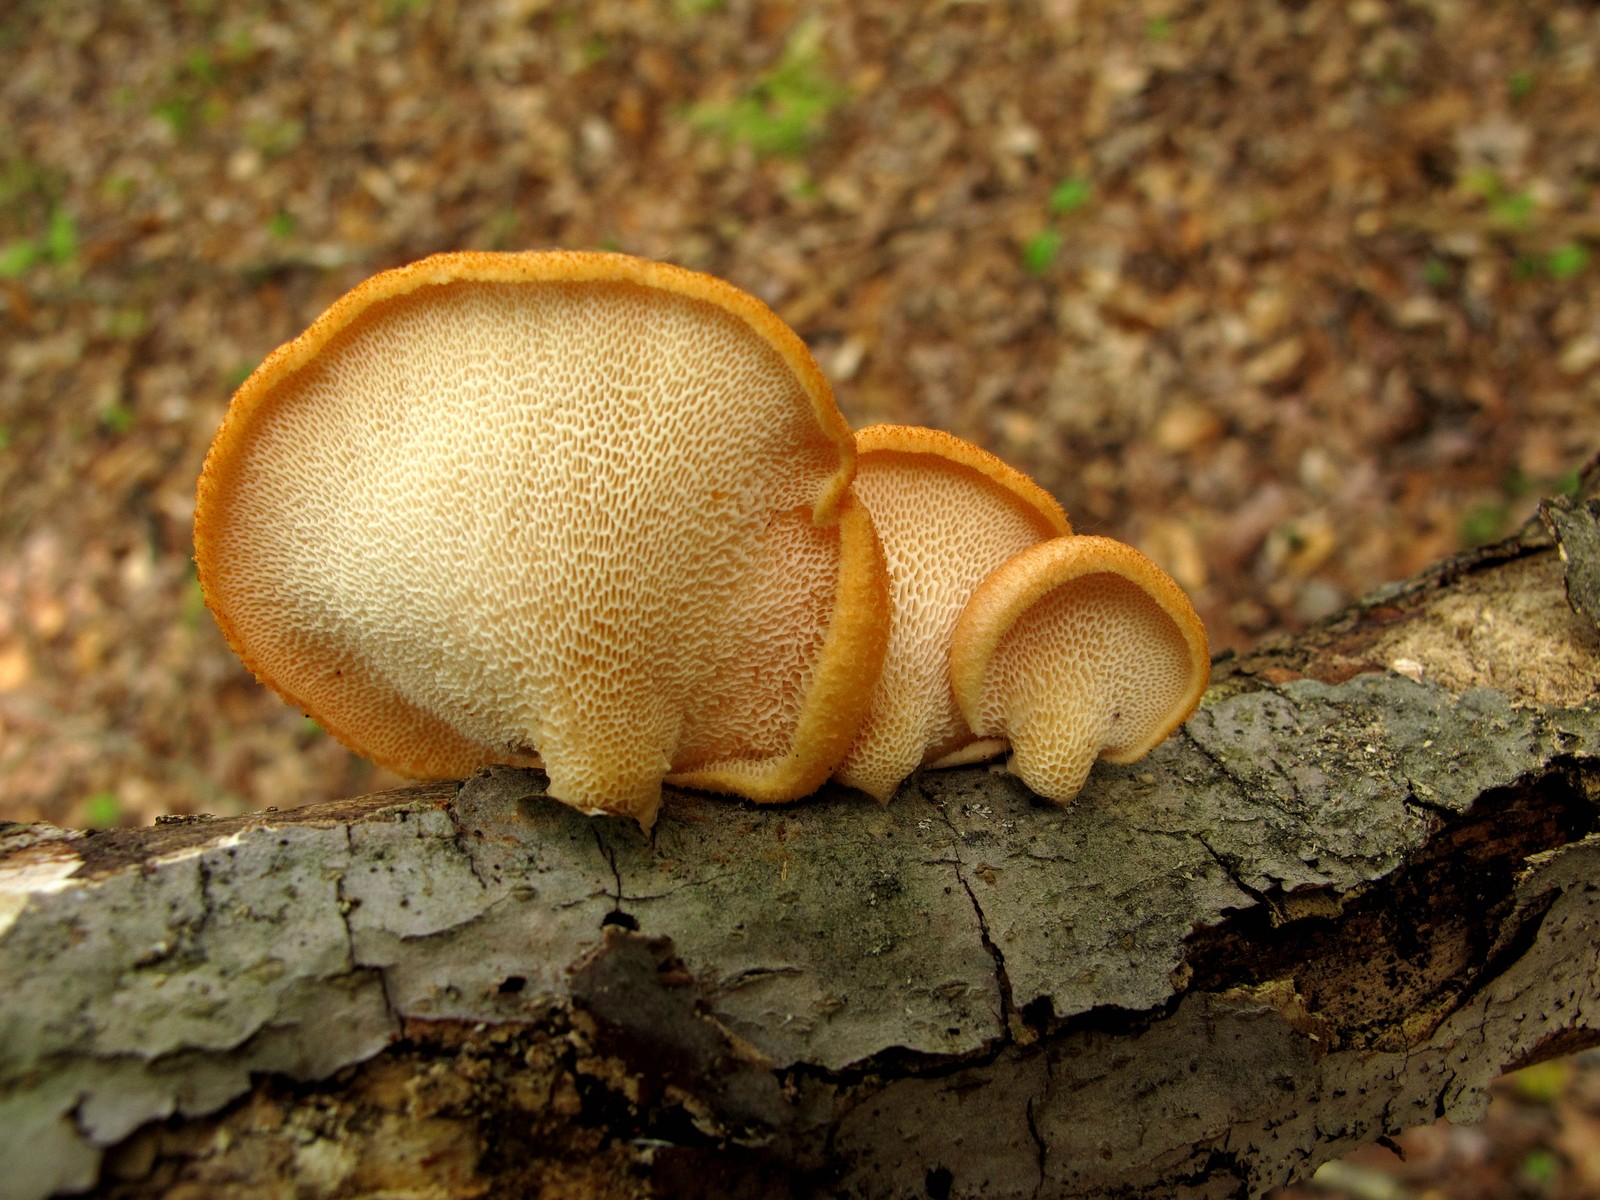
[592,825,624,909]
[1193,830,1277,921]
[923,780,1020,1041]
[618,871,736,904]
[1024,1091,1047,1200]
[336,824,400,1027]
[1182,721,1330,844]
[442,789,493,891]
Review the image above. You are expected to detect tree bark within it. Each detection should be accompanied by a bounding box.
[4,491,1600,1200]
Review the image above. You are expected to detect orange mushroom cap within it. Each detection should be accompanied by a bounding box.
[948,535,1210,803]
[195,250,877,828]
[832,424,1071,802]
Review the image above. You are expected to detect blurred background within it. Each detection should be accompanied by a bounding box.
[1,1,1597,1195]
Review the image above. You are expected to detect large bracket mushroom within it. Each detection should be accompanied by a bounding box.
[195,251,888,828]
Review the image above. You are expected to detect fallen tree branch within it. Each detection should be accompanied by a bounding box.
[4,488,1600,1200]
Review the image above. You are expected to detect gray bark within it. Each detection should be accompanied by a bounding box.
[3,490,1600,1200]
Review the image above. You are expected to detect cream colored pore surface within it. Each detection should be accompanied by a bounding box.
[835,453,1054,799]
[210,279,843,814]
[973,573,1196,801]
[670,505,842,777]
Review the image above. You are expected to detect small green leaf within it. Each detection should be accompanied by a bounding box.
[1519,1148,1559,1188]
[152,96,195,136]
[1547,242,1590,280]
[266,211,296,239]
[1491,190,1534,229]
[1022,230,1062,276]
[1421,256,1449,287]
[1461,501,1508,546]
[1508,1059,1569,1104]
[181,577,208,630]
[1145,16,1173,39]
[184,48,220,85]
[0,239,39,278]
[45,207,77,264]
[106,307,147,340]
[688,20,848,158]
[100,404,135,435]
[85,792,123,829]
[1049,176,1092,215]
[1507,68,1534,99]
[246,117,304,157]
[224,362,258,389]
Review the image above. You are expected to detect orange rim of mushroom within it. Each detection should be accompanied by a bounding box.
[194,250,864,796]
[666,490,891,802]
[853,424,1072,539]
[950,535,1210,767]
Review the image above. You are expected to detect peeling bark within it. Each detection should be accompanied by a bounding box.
[4,492,1600,1200]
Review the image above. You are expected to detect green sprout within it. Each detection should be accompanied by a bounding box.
[689,20,848,158]
[1463,168,1535,230]
[100,404,135,436]
[224,362,257,389]
[1518,1148,1559,1190]
[85,792,123,829]
[1547,242,1590,280]
[184,47,221,86]
[181,576,208,630]
[1460,501,1509,546]
[0,240,37,278]
[45,207,76,262]
[1508,1059,1569,1104]
[246,117,304,157]
[151,96,197,137]
[0,206,79,278]
[1049,176,1092,215]
[1022,229,1062,276]
[106,306,147,340]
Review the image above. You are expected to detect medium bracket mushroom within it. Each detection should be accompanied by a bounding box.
[833,424,1072,801]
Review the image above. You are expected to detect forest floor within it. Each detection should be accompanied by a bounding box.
[2,1,1598,1195]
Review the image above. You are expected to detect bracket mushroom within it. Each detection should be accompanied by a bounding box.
[833,424,1072,801]
[195,250,888,828]
[948,535,1210,803]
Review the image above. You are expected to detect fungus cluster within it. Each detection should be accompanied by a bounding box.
[197,251,1208,827]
